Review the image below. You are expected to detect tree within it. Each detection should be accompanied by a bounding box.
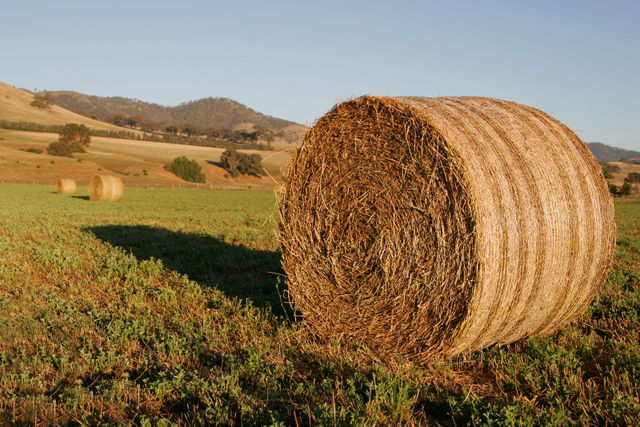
[624,172,640,183]
[609,182,633,197]
[47,141,76,157]
[619,182,632,196]
[164,156,206,183]
[220,148,265,177]
[47,123,91,157]
[30,93,52,110]
[220,148,241,173]
[58,123,91,149]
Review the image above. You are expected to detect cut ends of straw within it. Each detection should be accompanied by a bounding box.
[89,174,124,201]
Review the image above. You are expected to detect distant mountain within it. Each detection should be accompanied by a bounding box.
[44,90,299,131]
[587,142,640,163]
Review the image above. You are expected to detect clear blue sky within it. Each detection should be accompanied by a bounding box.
[2,0,639,150]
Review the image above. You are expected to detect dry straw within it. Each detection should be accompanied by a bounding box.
[278,96,616,359]
[56,178,76,194]
[89,174,123,201]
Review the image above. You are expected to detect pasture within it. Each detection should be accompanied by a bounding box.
[0,184,638,424]
[0,128,292,188]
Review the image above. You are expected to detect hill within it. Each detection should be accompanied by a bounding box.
[0,81,134,132]
[587,142,640,163]
[0,128,292,188]
[44,90,301,132]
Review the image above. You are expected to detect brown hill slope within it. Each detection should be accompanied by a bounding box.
[587,142,640,163]
[0,82,133,132]
[44,90,300,131]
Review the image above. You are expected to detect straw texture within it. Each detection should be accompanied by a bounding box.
[89,174,123,201]
[278,96,616,359]
[56,178,76,194]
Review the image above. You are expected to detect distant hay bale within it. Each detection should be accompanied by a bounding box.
[89,174,123,201]
[278,96,616,359]
[56,178,76,194]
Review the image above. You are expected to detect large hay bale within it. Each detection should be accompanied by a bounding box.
[56,178,76,194]
[89,174,123,201]
[278,96,616,359]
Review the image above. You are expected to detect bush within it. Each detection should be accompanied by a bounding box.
[47,123,92,157]
[625,172,640,183]
[220,148,265,177]
[26,148,43,154]
[47,141,77,157]
[609,182,632,197]
[164,156,206,183]
[58,123,91,149]
[30,94,52,110]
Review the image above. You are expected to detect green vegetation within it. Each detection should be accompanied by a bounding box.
[47,123,91,157]
[220,148,265,177]
[626,172,640,183]
[610,182,633,197]
[164,156,206,183]
[0,185,638,424]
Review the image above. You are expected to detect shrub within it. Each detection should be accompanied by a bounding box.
[220,148,265,177]
[26,148,43,154]
[30,94,52,110]
[624,172,640,183]
[47,123,92,157]
[619,182,632,196]
[164,156,206,183]
[609,182,633,197]
[58,123,91,149]
[47,141,76,157]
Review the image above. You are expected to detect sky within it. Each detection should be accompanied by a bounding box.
[2,0,639,150]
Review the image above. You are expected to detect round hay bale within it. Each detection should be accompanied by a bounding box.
[89,174,123,201]
[278,96,616,359]
[56,178,76,194]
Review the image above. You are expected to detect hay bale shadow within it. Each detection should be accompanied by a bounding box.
[87,225,287,316]
[72,195,90,200]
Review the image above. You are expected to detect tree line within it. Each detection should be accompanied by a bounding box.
[105,114,276,149]
[0,120,274,151]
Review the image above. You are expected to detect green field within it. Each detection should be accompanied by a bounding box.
[0,184,638,424]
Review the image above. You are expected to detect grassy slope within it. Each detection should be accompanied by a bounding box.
[0,129,292,187]
[0,185,638,424]
[0,82,135,132]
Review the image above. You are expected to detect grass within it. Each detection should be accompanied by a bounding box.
[0,184,638,424]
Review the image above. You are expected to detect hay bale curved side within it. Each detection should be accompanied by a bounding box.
[277,96,616,359]
[57,178,77,194]
[89,174,123,201]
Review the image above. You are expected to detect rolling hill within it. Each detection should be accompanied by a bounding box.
[43,90,302,132]
[0,81,134,132]
[587,142,640,163]
[0,128,292,188]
